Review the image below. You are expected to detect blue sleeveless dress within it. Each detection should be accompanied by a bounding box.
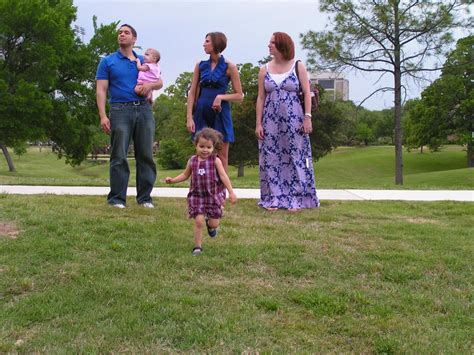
[193,55,234,142]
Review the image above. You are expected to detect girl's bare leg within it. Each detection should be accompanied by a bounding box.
[207,218,220,230]
[194,214,205,249]
[219,142,229,172]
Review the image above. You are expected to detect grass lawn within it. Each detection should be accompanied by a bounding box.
[0,145,472,189]
[1,195,473,352]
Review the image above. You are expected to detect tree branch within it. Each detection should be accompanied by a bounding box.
[357,86,394,108]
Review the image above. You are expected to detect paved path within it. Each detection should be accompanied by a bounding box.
[1,185,472,202]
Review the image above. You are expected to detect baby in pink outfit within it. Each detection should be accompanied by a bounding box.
[135,48,161,101]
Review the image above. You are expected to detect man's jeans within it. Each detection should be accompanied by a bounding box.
[108,102,156,205]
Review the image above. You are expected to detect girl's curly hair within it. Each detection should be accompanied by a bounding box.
[193,128,223,153]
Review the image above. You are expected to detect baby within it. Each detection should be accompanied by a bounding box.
[135,48,161,101]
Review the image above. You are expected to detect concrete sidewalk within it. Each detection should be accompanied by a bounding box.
[1,185,472,202]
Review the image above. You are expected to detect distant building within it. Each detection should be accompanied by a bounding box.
[309,72,349,101]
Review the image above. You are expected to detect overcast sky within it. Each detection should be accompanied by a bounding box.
[73,0,455,110]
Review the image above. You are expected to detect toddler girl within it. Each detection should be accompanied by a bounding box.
[165,128,237,256]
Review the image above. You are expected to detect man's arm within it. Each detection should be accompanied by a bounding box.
[96,79,110,134]
[136,78,163,97]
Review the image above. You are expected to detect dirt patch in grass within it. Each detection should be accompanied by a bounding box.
[0,221,20,239]
[399,217,443,225]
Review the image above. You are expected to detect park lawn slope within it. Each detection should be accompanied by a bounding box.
[314,145,472,189]
[0,145,472,189]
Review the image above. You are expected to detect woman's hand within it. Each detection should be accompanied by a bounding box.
[212,95,222,112]
[255,123,264,140]
[302,118,313,135]
[186,118,195,133]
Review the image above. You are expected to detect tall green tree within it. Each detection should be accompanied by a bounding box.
[0,0,75,170]
[0,0,118,171]
[409,35,473,166]
[301,0,467,184]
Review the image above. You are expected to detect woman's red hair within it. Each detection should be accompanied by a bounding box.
[273,32,295,60]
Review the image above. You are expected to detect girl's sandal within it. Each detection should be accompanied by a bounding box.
[192,246,203,256]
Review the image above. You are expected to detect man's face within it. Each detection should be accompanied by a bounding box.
[117,26,136,47]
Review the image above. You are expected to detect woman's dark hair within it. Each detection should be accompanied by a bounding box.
[273,32,295,60]
[206,32,227,53]
[194,128,223,152]
[120,24,137,38]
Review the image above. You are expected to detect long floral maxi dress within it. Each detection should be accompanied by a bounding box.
[258,67,319,209]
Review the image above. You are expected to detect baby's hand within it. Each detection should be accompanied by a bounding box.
[228,192,237,204]
[165,177,173,184]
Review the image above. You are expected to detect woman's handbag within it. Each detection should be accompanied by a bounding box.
[295,60,319,112]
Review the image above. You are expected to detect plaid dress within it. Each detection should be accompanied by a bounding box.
[187,154,225,218]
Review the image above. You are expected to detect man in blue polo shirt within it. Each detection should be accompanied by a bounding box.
[96,24,162,209]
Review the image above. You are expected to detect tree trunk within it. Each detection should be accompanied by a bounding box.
[420,145,424,154]
[237,162,245,177]
[393,3,403,185]
[468,140,474,167]
[0,143,16,172]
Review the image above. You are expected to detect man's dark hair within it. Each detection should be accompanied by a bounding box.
[120,24,137,38]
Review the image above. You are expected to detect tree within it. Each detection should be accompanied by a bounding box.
[310,98,345,155]
[374,108,394,144]
[356,122,374,146]
[301,0,467,184]
[154,72,195,169]
[0,0,118,171]
[409,35,473,165]
[0,0,73,170]
[229,63,260,177]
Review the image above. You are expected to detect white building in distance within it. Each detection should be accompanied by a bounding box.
[309,72,349,101]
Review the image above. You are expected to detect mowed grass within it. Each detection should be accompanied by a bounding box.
[1,195,473,352]
[0,145,472,189]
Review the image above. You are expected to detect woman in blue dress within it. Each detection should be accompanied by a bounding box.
[186,32,243,171]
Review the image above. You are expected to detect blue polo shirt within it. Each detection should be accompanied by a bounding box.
[96,50,145,103]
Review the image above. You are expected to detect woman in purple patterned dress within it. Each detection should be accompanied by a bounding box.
[255,32,319,211]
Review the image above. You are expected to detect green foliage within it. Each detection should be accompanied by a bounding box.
[405,35,473,166]
[300,0,467,184]
[301,0,462,74]
[154,91,194,169]
[356,122,374,146]
[229,63,260,174]
[164,71,193,102]
[0,1,119,167]
[12,142,27,157]
[156,138,192,169]
[310,99,346,158]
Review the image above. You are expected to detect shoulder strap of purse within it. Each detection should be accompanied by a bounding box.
[295,59,301,85]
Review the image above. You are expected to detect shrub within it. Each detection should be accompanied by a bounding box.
[156,138,193,169]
